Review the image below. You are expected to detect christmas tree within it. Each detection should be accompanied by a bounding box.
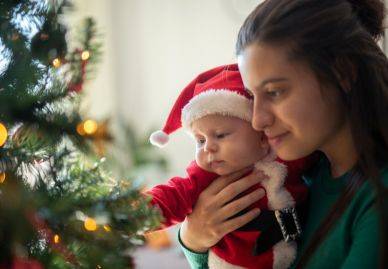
[0,0,162,268]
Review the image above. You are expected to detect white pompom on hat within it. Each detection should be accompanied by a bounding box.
[150,64,253,147]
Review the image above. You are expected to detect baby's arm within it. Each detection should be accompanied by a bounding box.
[145,175,198,227]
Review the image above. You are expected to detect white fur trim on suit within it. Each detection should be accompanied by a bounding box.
[208,250,244,269]
[181,89,253,128]
[255,161,295,210]
[273,241,297,269]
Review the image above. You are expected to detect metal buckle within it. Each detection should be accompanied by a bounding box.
[274,207,302,242]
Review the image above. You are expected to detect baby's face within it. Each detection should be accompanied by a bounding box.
[191,114,270,175]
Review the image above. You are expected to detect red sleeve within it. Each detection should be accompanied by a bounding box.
[145,176,194,227]
[145,161,217,228]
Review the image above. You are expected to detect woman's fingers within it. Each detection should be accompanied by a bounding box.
[221,208,262,236]
[216,188,265,220]
[214,170,268,207]
[205,166,254,195]
[179,167,268,251]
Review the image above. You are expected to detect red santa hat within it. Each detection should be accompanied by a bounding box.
[150,64,253,147]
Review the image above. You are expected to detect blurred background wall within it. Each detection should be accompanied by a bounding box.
[69,0,261,180]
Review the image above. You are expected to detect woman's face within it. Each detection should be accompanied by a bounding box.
[237,44,347,160]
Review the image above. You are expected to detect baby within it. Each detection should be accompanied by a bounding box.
[147,64,309,269]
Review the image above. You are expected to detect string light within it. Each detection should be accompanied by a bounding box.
[84,217,97,231]
[83,120,98,135]
[11,33,19,41]
[40,33,49,41]
[0,122,8,147]
[76,122,86,136]
[81,50,90,61]
[0,173,6,183]
[53,234,60,244]
[103,225,111,232]
[52,58,61,68]
[96,265,102,269]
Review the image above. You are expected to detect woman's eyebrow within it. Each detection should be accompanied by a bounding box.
[257,77,288,89]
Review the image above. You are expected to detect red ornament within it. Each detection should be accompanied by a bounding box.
[68,49,88,93]
[0,258,43,269]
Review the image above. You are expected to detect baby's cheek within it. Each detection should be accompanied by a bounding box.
[195,150,207,169]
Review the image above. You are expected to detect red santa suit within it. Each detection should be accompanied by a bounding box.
[147,156,309,269]
[148,64,311,269]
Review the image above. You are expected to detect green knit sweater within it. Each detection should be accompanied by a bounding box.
[179,158,387,268]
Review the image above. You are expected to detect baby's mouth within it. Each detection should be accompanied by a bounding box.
[209,160,225,168]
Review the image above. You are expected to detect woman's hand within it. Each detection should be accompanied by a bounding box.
[180,167,267,253]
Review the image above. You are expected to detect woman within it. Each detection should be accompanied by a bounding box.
[178,0,388,268]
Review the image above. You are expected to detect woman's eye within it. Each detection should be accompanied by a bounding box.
[266,89,283,98]
[244,88,254,97]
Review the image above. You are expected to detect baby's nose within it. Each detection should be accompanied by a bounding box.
[204,140,217,152]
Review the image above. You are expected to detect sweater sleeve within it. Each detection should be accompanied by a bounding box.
[178,228,209,269]
[340,169,388,269]
[340,198,380,268]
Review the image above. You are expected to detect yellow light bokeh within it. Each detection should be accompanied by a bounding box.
[84,217,97,231]
[0,173,6,183]
[83,120,98,135]
[81,50,90,61]
[0,122,8,147]
[52,58,61,68]
[103,225,111,232]
[76,122,86,136]
[53,234,60,244]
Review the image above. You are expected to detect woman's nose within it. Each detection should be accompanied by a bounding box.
[252,100,274,131]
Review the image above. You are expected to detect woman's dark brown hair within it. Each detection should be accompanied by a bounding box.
[236,0,388,268]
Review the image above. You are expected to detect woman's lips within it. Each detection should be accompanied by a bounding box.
[267,132,289,147]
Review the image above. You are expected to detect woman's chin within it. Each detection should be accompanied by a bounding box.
[275,147,311,161]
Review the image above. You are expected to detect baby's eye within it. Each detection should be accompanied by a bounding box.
[216,133,229,139]
[196,138,206,145]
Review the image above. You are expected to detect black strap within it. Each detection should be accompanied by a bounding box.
[233,206,305,256]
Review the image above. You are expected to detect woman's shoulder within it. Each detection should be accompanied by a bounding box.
[380,165,388,184]
[348,165,387,226]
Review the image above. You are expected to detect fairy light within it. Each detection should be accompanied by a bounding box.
[103,225,111,232]
[83,120,98,135]
[81,50,90,61]
[76,122,86,136]
[84,217,97,231]
[0,122,8,147]
[0,173,6,183]
[53,234,60,244]
[52,58,61,68]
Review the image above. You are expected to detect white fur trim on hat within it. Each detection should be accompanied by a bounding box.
[149,130,169,147]
[181,89,253,128]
